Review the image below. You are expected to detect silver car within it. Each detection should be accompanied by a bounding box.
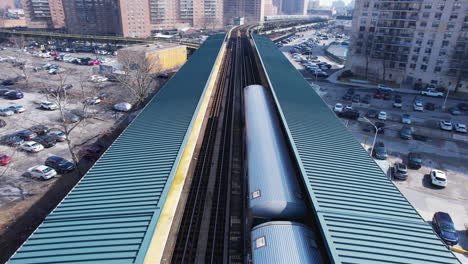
[0,108,14,116]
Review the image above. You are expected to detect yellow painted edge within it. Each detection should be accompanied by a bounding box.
[451,247,468,255]
[143,37,228,264]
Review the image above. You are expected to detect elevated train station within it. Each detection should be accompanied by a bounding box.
[6,26,461,264]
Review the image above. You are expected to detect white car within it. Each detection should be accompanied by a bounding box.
[439,120,453,131]
[84,97,101,105]
[421,89,444,97]
[27,165,57,180]
[6,105,25,113]
[378,111,387,120]
[413,101,424,111]
[21,141,44,152]
[334,103,343,113]
[114,102,132,112]
[344,105,353,111]
[377,84,394,91]
[454,123,467,133]
[0,108,14,116]
[40,101,58,110]
[430,169,447,187]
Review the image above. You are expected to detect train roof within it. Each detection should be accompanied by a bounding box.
[252,34,460,264]
[251,221,323,264]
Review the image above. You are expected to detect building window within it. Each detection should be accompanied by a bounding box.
[434,66,441,72]
[424,4,432,9]
[432,22,439,28]
[420,21,427,27]
[442,41,450,47]
[447,23,455,29]
[359,26,366,32]
[360,18,367,24]
[411,55,418,61]
[420,65,427,71]
[450,14,458,20]
[255,237,266,249]
[439,49,447,56]
[422,12,430,18]
[410,63,416,69]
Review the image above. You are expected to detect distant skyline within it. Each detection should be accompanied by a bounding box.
[319,0,352,6]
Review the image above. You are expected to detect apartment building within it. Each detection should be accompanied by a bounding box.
[347,0,468,91]
[22,0,65,28]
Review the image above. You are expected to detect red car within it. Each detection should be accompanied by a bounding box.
[89,61,101,66]
[0,154,12,165]
[374,90,383,99]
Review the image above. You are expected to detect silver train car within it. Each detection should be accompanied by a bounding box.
[244,84,307,219]
[251,221,323,264]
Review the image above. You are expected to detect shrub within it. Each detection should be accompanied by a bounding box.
[341,70,354,78]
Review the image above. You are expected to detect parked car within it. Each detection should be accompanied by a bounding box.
[377,84,393,91]
[0,108,14,116]
[83,97,101,105]
[373,90,382,99]
[0,154,12,165]
[114,102,132,112]
[40,101,58,110]
[1,79,14,86]
[63,112,80,123]
[0,89,10,96]
[432,212,459,246]
[401,114,411,124]
[421,89,444,97]
[4,91,23,99]
[375,122,385,134]
[0,119,5,128]
[413,100,424,111]
[383,91,392,100]
[1,135,24,146]
[366,110,378,118]
[334,103,343,113]
[45,156,75,173]
[21,141,44,152]
[79,145,103,160]
[454,123,467,133]
[342,93,352,100]
[448,107,461,115]
[457,102,468,111]
[6,105,25,113]
[430,169,447,188]
[26,165,57,180]
[32,136,56,148]
[439,120,453,131]
[373,142,387,160]
[378,111,387,120]
[407,152,422,169]
[393,98,402,108]
[29,125,50,136]
[15,130,37,140]
[392,163,408,180]
[400,126,413,140]
[361,94,371,104]
[352,94,360,103]
[47,130,66,141]
[425,102,436,111]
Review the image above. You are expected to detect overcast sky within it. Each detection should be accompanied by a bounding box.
[319,0,352,6]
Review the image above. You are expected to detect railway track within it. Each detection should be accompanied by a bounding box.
[171,26,261,263]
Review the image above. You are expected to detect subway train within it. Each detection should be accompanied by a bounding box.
[244,85,323,264]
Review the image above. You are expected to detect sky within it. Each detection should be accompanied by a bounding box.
[319,0,352,7]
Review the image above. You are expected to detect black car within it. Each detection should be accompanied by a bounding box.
[29,125,50,136]
[33,136,56,148]
[366,109,378,118]
[2,80,14,86]
[394,94,402,100]
[373,142,387,160]
[457,102,468,111]
[383,91,392,100]
[5,91,23,100]
[361,94,371,104]
[45,156,75,173]
[347,88,355,95]
[338,109,360,120]
[392,163,408,180]
[432,212,459,246]
[425,102,436,111]
[342,93,352,100]
[375,122,385,134]
[15,130,37,140]
[352,94,360,103]
[407,152,422,169]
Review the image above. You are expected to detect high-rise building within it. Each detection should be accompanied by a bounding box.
[63,0,150,38]
[281,0,307,15]
[22,0,65,28]
[0,0,16,10]
[347,0,468,91]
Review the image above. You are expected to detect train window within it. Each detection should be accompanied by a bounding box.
[252,190,261,199]
[255,236,266,249]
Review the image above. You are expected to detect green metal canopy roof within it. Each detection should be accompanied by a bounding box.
[8,34,226,264]
[253,34,460,264]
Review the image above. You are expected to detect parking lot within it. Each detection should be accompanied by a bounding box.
[0,43,170,257]
[281,28,468,263]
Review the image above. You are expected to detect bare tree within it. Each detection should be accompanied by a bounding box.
[115,51,160,106]
[45,73,92,176]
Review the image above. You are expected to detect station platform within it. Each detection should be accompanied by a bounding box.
[253,34,461,264]
[8,34,226,264]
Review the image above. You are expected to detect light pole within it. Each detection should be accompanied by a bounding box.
[363,117,378,155]
[442,85,452,110]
